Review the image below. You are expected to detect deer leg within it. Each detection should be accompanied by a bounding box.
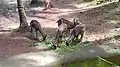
[80,32,84,42]
[31,27,35,38]
[38,28,47,41]
[36,30,38,39]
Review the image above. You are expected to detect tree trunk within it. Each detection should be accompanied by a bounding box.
[17,0,28,28]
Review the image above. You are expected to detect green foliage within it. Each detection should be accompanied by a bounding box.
[55,41,92,54]
[44,39,52,46]
[55,43,79,54]
[62,57,119,67]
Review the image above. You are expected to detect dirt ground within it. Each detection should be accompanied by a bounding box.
[0,0,120,59]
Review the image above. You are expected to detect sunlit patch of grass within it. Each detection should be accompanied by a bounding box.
[55,40,92,54]
[55,43,78,54]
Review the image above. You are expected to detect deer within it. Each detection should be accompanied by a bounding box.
[30,20,47,41]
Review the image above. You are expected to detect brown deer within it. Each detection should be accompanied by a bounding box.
[52,18,80,49]
[30,20,47,41]
[66,24,85,46]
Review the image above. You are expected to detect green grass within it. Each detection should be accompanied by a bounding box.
[55,40,92,54]
[59,57,119,67]
[28,38,93,53]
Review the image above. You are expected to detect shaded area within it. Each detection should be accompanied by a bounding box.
[57,56,120,67]
[0,26,58,58]
[105,54,120,66]
[0,29,47,58]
